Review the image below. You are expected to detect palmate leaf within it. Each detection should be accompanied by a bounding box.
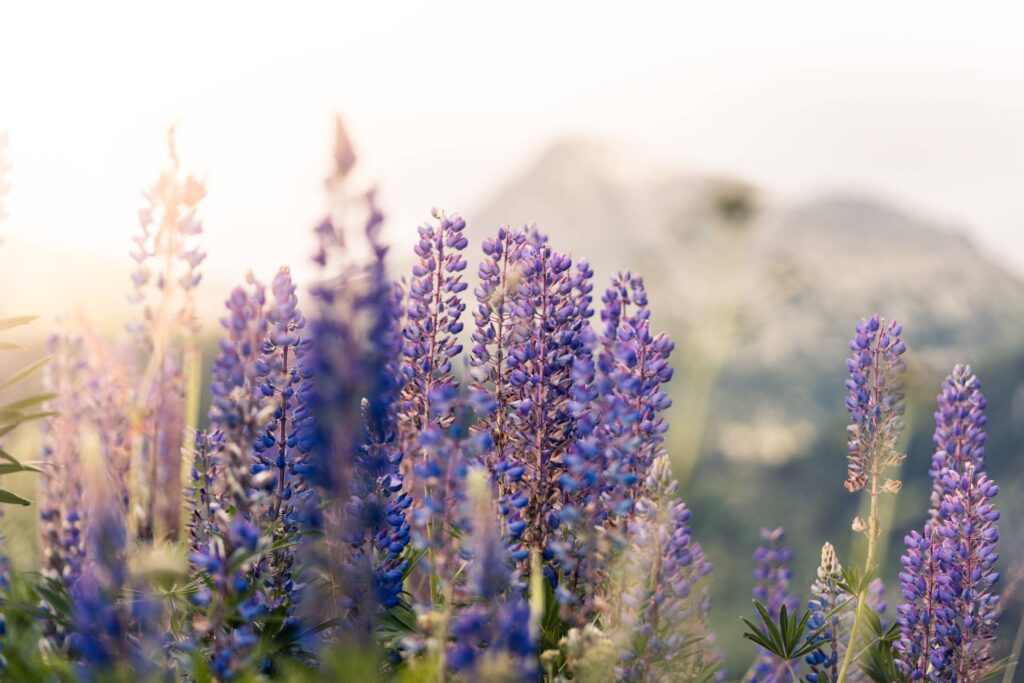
[741,600,819,661]
[858,606,905,683]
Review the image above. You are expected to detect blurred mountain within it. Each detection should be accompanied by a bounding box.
[469,138,1024,465]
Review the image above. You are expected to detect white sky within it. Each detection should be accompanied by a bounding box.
[3,0,1024,319]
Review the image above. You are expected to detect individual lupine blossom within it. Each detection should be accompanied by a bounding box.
[615,456,720,683]
[928,365,987,516]
[844,315,907,493]
[751,527,798,683]
[896,525,958,680]
[38,332,89,594]
[936,463,1001,681]
[804,543,848,683]
[398,209,468,489]
[446,469,536,680]
[499,236,591,575]
[129,132,207,541]
[252,267,311,615]
[209,276,269,513]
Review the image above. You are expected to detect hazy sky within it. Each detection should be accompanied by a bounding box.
[4,1,1024,318]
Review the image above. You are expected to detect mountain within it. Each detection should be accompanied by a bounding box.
[468,139,1024,465]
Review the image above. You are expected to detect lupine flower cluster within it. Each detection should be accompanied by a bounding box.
[844,314,907,495]
[0,125,1011,683]
[750,527,798,683]
[897,366,1001,682]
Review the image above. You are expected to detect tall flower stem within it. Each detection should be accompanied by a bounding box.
[836,462,881,683]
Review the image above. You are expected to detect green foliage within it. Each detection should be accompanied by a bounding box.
[0,315,49,506]
[741,601,819,662]
[857,607,904,683]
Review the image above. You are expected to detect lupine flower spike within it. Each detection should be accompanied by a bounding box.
[751,527,797,683]
[129,129,207,540]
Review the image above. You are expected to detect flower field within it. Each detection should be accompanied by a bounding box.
[0,126,1015,683]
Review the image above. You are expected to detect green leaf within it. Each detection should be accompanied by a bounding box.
[0,449,42,474]
[0,393,56,420]
[0,488,31,505]
[0,356,51,391]
[0,316,37,332]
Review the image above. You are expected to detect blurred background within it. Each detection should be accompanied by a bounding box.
[2,1,1024,678]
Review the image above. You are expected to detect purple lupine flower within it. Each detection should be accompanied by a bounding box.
[844,315,907,492]
[446,469,536,679]
[593,273,674,515]
[297,188,414,632]
[39,331,88,596]
[804,543,848,683]
[396,209,469,600]
[129,136,207,541]
[617,456,721,682]
[937,463,1001,680]
[751,527,798,683]
[252,267,311,614]
[469,226,528,477]
[188,510,264,680]
[186,430,223,572]
[896,365,1001,681]
[600,271,650,343]
[896,526,958,680]
[928,365,987,515]
[68,474,160,680]
[209,276,269,513]
[398,209,468,451]
[555,273,674,618]
[498,235,592,571]
[330,265,409,622]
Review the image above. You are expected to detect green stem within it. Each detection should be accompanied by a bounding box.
[837,464,880,683]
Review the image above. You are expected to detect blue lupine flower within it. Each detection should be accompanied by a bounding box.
[897,365,1001,681]
[68,488,158,679]
[39,331,88,592]
[928,364,987,515]
[896,526,957,680]
[446,469,536,679]
[751,527,798,683]
[804,543,847,683]
[209,277,268,512]
[252,267,312,613]
[297,189,414,632]
[616,456,721,682]
[844,315,907,492]
[498,235,592,570]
